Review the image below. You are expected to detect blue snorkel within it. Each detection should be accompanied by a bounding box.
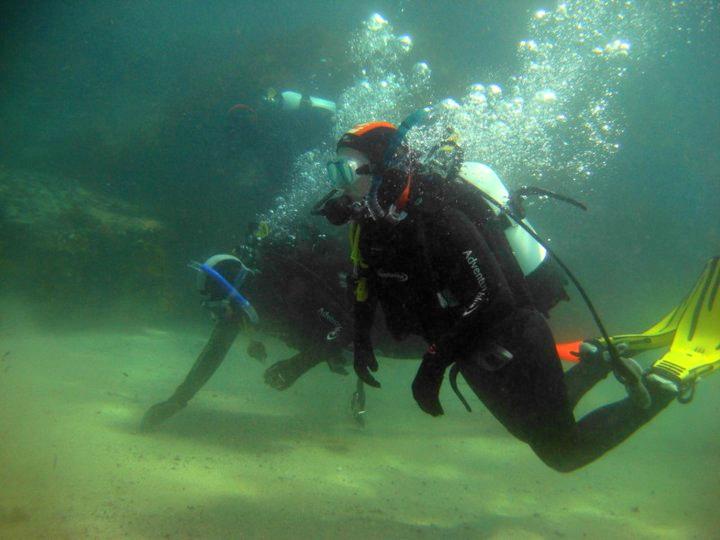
[190,261,259,324]
[364,108,431,223]
[389,108,431,158]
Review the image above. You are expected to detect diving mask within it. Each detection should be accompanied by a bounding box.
[326,147,374,191]
[326,157,362,188]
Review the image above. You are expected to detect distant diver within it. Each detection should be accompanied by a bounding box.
[314,114,719,472]
[225,88,336,181]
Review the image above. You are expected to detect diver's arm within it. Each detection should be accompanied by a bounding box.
[140,314,242,431]
[411,209,516,416]
[353,282,381,387]
[430,208,515,361]
[170,315,243,403]
[354,294,376,349]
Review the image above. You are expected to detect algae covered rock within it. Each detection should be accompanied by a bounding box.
[0,168,179,325]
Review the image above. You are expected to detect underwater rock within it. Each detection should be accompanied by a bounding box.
[0,168,178,323]
[0,168,164,237]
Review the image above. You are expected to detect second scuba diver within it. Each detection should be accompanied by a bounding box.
[139,225,355,431]
[313,117,717,472]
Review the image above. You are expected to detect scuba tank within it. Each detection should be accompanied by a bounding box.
[266,89,337,115]
[458,162,547,277]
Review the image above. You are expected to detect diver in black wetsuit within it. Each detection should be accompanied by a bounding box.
[139,227,354,431]
[315,120,677,472]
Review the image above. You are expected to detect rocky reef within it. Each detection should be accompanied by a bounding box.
[0,167,181,325]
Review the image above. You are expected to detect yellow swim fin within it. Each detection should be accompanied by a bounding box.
[556,258,718,363]
[577,271,693,357]
[650,257,720,399]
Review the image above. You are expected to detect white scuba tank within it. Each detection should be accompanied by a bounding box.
[458,162,547,276]
[279,90,336,115]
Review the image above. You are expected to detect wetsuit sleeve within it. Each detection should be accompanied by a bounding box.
[429,208,516,360]
[353,285,377,350]
[171,316,242,404]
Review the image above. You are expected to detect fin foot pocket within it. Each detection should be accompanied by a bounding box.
[649,257,720,401]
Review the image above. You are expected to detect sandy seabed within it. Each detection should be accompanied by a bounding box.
[1,322,718,540]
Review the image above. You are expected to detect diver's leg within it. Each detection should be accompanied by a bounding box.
[140,317,241,431]
[458,310,577,453]
[459,310,674,472]
[171,318,242,403]
[564,388,674,461]
[562,343,613,409]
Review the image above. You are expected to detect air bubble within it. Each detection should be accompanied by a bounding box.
[413,62,431,79]
[535,89,558,104]
[467,92,487,105]
[398,35,413,53]
[488,84,502,97]
[440,98,461,110]
[519,39,539,52]
[368,13,388,31]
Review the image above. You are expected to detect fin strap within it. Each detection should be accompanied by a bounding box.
[449,363,472,413]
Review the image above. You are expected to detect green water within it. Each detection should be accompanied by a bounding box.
[1,1,718,538]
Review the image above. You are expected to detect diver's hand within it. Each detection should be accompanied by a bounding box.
[411,345,447,417]
[247,340,267,363]
[581,342,651,409]
[579,340,629,366]
[264,359,295,390]
[264,352,324,390]
[139,399,186,432]
[327,356,350,376]
[354,342,380,388]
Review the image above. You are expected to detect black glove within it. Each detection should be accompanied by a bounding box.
[264,352,321,390]
[139,398,186,432]
[411,345,450,417]
[316,193,356,226]
[354,341,380,388]
[326,354,350,375]
[247,340,267,363]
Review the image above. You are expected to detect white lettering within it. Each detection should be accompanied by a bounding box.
[318,308,343,340]
[462,250,488,316]
[377,269,409,282]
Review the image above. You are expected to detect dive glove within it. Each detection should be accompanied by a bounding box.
[139,398,186,432]
[411,344,450,417]
[353,341,380,388]
[247,340,267,363]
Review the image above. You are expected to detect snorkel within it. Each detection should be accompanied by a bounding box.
[190,261,259,324]
[362,108,431,224]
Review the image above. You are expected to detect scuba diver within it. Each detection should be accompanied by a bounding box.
[313,117,719,472]
[227,88,336,147]
[226,88,337,189]
[139,225,355,431]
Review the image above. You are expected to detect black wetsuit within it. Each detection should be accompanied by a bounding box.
[353,178,674,472]
[140,234,353,431]
[252,234,355,383]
